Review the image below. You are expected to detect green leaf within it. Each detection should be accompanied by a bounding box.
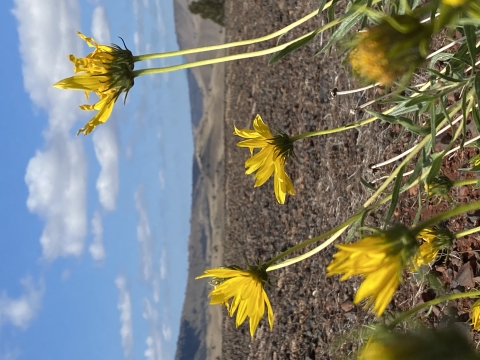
[366,110,430,135]
[472,105,480,135]
[315,8,364,56]
[426,152,445,185]
[460,85,468,149]
[424,67,465,83]
[383,165,405,229]
[474,72,480,104]
[402,147,424,191]
[464,25,477,67]
[269,32,318,64]
[360,177,376,191]
[345,218,362,243]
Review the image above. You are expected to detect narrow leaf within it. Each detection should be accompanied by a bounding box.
[383,165,405,228]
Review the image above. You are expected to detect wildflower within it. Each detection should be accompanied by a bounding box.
[471,298,480,330]
[424,175,454,203]
[196,263,274,337]
[442,0,469,6]
[349,15,432,85]
[413,227,454,267]
[234,114,295,204]
[54,32,135,136]
[327,225,417,316]
[358,326,480,360]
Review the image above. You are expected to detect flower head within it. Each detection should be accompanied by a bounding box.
[234,114,294,204]
[349,15,431,85]
[54,31,135,136]
[442,0,469,6]
[413,227,454,267]
[471,299,480,330]
[327,225,417,316]
[424,175,454,202]
[196,263,274,337]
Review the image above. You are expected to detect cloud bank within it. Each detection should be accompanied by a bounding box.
[115,275,134,358]
[14,0,88,260]
[0,277,45,330]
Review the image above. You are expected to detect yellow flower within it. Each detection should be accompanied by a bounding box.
[234,114,294,204]
[349,15,431,85]
[196,265,274,337]
[442,0,469,6]
[327,226,417,316]
[471,299,480,330]
[413,228,454,267]
[358,339,394,360]
[54,31,135,136]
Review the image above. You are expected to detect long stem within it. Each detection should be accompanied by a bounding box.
[452,179,478,187]
[133,30,315,76]
[267,100,464,271]
[412,200,480,236]
[133,7,324,62]
[456,225,480,238]
[132,13,346,77]
[265,211,363,270]
[389,290,480,328]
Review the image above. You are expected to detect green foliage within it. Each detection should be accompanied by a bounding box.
[188,0,225,27]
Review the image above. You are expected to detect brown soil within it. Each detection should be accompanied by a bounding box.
[221,1,480,359]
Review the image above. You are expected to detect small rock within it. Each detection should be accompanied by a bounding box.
[340,300,354,312]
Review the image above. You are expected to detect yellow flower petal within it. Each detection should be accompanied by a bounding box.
[234,114,294,204]
[196,266,274,337]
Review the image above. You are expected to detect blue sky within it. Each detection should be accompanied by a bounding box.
[1,0,193,359]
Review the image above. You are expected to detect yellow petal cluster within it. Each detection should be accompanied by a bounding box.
[234,114,294,204]
[471,299,480,330]
[358,339,394,360]
[53,32,134,135]
[327,232,413,316]
[349,15,431,85]
[196,267,274,337]
[442,0,469,6]
[414,228,439,266]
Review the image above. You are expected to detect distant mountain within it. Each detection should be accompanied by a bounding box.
[173,0,225,359]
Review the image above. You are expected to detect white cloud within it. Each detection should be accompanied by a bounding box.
[142,298,163,360]
[25,135,87,259]
[152,279,160,304]
[0,277,44,330]
[144,335,162,360]
[89,211,105,261]
[92,124,119,211]
[159,249,167,280]
[134,186,153,281]
[14,0,89,260]
[162,323,171,342]
[91,6,110,43]
[115,275,134,358]
[158,170,165,190]
[0,349,21,360]
[60,269,71,282]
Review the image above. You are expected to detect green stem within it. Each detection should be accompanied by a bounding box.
[389,290,480,328]
[132,14,347,77]
[132,30,314,76]
[266,193,395,271]
[456,225,480,238]
[290,116,378,142]
[266,100,465,271]
[452,179,478,187]
[412,200,480,236]
[264,211,363,270]
[133,7,323,62]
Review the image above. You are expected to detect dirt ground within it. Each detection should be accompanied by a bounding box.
[221,1,480,359]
